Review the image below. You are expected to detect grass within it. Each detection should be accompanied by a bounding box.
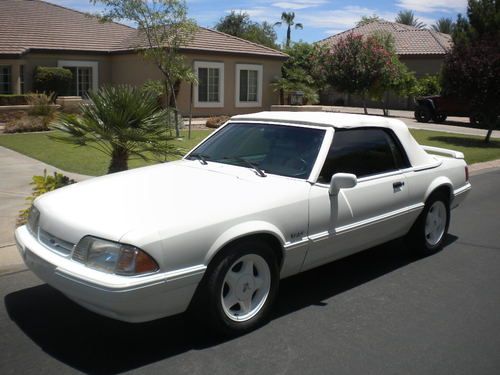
[0,128,498,176]
[0,129,212,176]
[410,129,500,165]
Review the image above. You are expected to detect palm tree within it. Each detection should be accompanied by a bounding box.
[395,10,426,29]
[431,17,455,34]
[51,85,176,173]
[274,12,303,47]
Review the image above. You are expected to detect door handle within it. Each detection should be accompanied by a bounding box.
[393,181,405,189]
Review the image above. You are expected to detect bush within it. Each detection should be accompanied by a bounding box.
[4,115,51,133]
[0,95,29,106]
[17,170,76,226]
[33,66,73,96]
[413,75,441,97]
[206,115,230,128]
[26,92,56,116]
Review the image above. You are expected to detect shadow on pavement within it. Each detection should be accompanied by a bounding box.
[4,236,457,374]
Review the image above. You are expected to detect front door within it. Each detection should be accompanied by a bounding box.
[303,127,415,271]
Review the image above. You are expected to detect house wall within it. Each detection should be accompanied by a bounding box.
[0,53,113,95]
[110,52,283,116]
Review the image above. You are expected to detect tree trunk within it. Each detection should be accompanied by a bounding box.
[362,92,368,115]
[280,88,284,105]
[286,27,291,47]
[108,147,129,174]
[484,114,497,143]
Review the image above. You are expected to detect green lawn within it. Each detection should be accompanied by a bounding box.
[410,129,500,165]
[0,129,212,176]
[0,128,498,176]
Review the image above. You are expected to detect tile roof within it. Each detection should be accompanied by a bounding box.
[0,0,287,58]
[318,21,452,56]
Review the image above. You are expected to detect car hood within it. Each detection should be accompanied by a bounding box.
[35,160,308,244]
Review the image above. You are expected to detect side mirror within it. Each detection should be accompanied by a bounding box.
[329,173,357,196]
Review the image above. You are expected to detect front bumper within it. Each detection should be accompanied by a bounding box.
[15,225,206,322]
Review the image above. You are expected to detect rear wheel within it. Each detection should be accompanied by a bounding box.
[415,106,432,123]
[407,192,450,256]
[194,239,279,336]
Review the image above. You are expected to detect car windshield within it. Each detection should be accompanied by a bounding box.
[188,122,326,179]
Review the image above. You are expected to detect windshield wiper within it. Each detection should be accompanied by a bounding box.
[223,156,266,177]
[189,153,209,165]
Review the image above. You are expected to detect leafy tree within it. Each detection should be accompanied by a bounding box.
[442,0,500,142]
[395,10,426,28]
[51,86,178,173]
[91,0,197,138]
[274,12,303,47]
[357,15,382,27]
[272,42,326,104]
[316,33,397,114]
[431,17,455,34]
[215,12,278,49]
[367,31,416,115]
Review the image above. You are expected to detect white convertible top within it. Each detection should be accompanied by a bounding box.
[231,111,436,167]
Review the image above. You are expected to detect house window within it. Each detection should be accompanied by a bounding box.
[236,64,263,107]
[194,61,224,108]
[57,60,98,97]
[20,65,25,94]
[0,66,12,94]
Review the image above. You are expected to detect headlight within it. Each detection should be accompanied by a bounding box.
[73,236,159,276]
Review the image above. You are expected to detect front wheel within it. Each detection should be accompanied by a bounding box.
[195,239,279,336]
[407,192,450,256]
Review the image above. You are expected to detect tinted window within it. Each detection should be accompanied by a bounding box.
[319,128,408,182]
[189,123,325,179]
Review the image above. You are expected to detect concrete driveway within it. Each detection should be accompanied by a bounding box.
[0,146,88,273]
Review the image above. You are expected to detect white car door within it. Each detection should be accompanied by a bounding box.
[303,127,419,271]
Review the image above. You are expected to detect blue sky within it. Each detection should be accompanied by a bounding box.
[46,0,467,43]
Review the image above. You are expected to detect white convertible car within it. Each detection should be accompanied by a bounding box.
[15,112,471,334]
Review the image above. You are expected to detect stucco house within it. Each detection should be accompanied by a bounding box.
[318,21,452,109]
[0,0,287,116]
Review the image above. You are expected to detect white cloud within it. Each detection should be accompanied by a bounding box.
[396,0,467,14]
[301,5,396,30]
[272,1,327,10]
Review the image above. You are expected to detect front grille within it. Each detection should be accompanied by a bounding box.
[39,229,75,256]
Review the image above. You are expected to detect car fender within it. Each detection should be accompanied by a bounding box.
[205,221,286,265]
[424,176,453,202]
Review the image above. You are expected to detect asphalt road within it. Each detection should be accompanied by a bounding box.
[1,169,500,375]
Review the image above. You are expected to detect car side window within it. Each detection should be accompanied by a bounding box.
[319,128,409,183]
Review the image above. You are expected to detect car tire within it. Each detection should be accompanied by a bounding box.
[415,106,432,123]
[407,192,450,256]
[193,239,279,336]
[432,113,447,123]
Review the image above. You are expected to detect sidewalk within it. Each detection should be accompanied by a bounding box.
[0,146,89,274]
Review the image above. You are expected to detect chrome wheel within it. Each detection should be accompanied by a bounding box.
[221,254,271,322]
[425,201,447,246]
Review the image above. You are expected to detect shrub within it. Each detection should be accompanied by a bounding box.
[4,115,51,133]
[26,92,56,116]
[17,170,76,226]
[33,66,73,96]
[206,115,230,128]
[413,75,442,97]
[0,95,28,106]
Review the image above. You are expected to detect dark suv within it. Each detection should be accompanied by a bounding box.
[414,96,482,125]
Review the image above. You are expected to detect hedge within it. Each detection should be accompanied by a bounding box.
[33,66,73,96]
